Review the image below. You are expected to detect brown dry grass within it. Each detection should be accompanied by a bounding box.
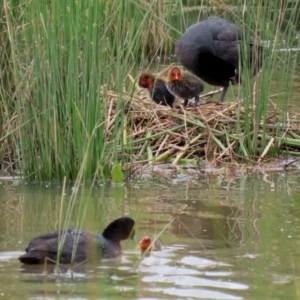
[106,85,300,170]
[2,84,300,177]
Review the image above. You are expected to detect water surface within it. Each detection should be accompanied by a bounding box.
[0,172,300,299]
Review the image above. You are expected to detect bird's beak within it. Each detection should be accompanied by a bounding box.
[130,229,136,242]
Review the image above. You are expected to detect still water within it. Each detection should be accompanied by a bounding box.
[0,172,300,299]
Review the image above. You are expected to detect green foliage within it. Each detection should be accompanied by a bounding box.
[0,0,299,180]
[0,0,181,180]
[176,1,300,159]
[111,161,124,184]
[235,0,300,158]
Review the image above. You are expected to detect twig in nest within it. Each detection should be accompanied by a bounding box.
[258,138,274,163]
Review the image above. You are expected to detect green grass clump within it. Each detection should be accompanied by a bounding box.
[0,0,299,181]
[0,0,181,180]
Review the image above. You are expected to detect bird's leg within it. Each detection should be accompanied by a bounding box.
[218,86,228,102]
[193,96,199,108]
[184,99,189,107]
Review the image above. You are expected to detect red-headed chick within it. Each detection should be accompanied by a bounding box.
[160,66,204,107]
[138,73,175,108]
[139,235,162,256]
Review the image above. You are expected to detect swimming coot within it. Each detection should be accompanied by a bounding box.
[175,16,263,102]
[138,73,175,107]
[139,235,162,255]
[18,216,135,264]
[160,66,204,107]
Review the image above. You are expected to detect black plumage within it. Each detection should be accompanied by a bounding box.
[18,217,135,264]
[138,73,175,107]
[176,17,263,102]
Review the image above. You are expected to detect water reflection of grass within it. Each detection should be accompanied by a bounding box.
[1,174,300,298]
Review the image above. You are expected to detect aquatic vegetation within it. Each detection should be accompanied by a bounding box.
[0,0,299,181]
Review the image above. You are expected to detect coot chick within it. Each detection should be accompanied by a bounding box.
[18,216,135,264]
[176,16,263,102]
[161,66,204,107]
[138,73,175,107]
[139,235,162,255]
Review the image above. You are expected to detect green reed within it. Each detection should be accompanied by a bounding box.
[231,0,300,158]
[0,0,180,180]
[175,0,300,160]
[0,0,299,181]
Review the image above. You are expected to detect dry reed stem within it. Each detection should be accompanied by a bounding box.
[258,138,275,163]
[104,87,300,166]
[3,86,300,173]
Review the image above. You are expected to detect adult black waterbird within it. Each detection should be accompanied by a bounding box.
[175,16,263,102]
[18,216,135,264]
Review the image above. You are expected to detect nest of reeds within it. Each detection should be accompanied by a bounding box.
[106,86,300,169]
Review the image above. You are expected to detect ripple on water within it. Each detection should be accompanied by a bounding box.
[179,256,232,269]
[147,287,243,300]
[142,275,248,290]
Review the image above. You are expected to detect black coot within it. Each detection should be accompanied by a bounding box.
[138,73,175,107]
[175,16,263,102]
[18,216,135,264]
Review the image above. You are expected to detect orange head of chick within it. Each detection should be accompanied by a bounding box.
[139,235,152,253]
[138,73,155,89]
[169,67,183,82]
